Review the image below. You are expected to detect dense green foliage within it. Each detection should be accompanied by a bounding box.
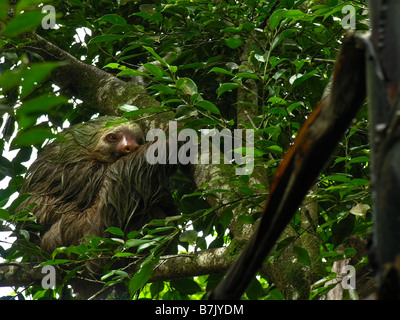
[0,0,370,300]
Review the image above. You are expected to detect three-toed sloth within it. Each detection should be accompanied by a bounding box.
[18,116,178,254]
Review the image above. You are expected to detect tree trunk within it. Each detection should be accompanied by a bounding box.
[368,0,400,299]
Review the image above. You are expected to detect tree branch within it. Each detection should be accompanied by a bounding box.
[150,247,233,282]
[26,34,162,122]
[0,247,234,290]
[0,263,45,287]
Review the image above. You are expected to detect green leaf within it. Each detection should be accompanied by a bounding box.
[64,266,83,283]
[217,83,240,98]
[0,156,12,178]
[96,14,127,25]
[88,34,125,44]
[222,25,243,34]
[102,269,129,281]
[238,186,254,196]
[104,63,124,69]
[0,1,7,21]
[0,209,9,220]
[224,38,243,49]
[138,239,158,252]
[0,69,22,92]
[293,246,311,266]
[288,101,304,113]
[275,236,296,253]
[254,53,268,63]
[149,84,176,95]
[117,69,147,77]
[253,148,268,157]
[195,100,220,115]
[113,252,134,258]
[67,0,84,7]
[3,11,45,37]
[272,68,287,80]
[17,94,67,118]
[129,257,158,295]
[16,0,49,11]
[106,227,125,237]
[39,259,70,266]
[269,9,306,31]
[246,277,263,299]
[334,156,348,164]
[323,5,346,21]
[170,278,201,295]
[343,248,356,256]
[291,70,318,88]
[322,174,350,183]
[143,46,168,67]
[268,97,287,105]
[235,72,259,80]
[123,106,169,118]
[220,208,234,230]
[147,226,175,234]
[271,29,298,50]
[127,231,140,239]
[169,65,178,74]
[268,107,288,116]
[268,145,283,153]
[125,239,151,248]
[176,77,198,95]
[21,62,62,99]
[179,230,198,244]
[349,156,369,164]
[164,215,183,224]
[310,282,337,300]
[268,288,285,300]
[349,178,369,186]
[150,282,165,297]
[12,127,57,148]
[143,64,164,79]
[238,215,255,224]
[208,67,234,77]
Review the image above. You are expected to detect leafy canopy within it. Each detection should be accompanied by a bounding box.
[0,0,370,300]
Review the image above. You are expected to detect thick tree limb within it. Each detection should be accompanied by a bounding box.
[0,263,45,287]
[368,0,400,299]
[150,247,233,282]
[209,32,367,300]
[0,247,233,291]
[26,34,167,130]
